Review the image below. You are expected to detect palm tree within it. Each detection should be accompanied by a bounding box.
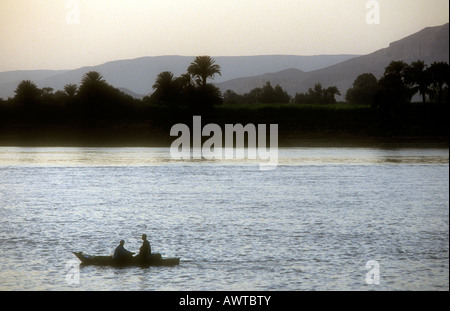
[151,71,181,106]
[187,56,221,88]
[325,86,341,104]
[81,71,105,86]
[152,71,175,91]
[175,73,193,89]
[404,60,431,103]
[428,61,449,104]
[64,84,78,97]
[384,60,408,77]
[378,60,412,105]
[78,71,108,100]
[14,80,41,106]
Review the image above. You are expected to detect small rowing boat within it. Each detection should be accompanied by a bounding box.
[72,252,180,267]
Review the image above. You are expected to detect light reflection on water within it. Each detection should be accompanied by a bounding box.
[0,147,448,166]
[0,147,448,290]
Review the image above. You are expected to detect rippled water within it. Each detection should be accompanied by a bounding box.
[0,147,448,290]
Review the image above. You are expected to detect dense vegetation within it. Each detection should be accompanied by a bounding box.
[0,56,448,146]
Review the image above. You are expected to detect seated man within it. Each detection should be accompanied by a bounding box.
[135,234,152,262]
[113,240,134,263]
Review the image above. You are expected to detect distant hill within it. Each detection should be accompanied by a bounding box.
[2,23,447,101]
[0,55,357,99]
[216,23,449,98]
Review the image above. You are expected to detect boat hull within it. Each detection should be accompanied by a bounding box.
[72,252,180,267]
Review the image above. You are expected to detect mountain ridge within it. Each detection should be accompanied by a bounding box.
[216,23,449,98]
[1,23,447,100]
[0,54,357,99]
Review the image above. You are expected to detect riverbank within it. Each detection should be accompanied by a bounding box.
[0,103,448,148]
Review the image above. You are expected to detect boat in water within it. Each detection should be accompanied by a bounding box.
[72,252,180,267]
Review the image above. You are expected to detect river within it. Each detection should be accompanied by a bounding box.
[0,147,448,290]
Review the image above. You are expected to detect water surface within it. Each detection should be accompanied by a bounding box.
[0,147,448,290]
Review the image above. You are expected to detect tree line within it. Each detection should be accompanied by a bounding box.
[144,55,223,111]
[0,56,224,125]
[223,82,342,105]
[347,60,449,106]
[223,82,291,105]
[0,56,448,127]
[222,60,449,107]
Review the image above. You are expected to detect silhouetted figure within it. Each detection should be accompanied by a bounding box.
[136,234,152,262]
[113,240,134,263]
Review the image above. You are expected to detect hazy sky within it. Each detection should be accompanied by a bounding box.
[0,0,448,71]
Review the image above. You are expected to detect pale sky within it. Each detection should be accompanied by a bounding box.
[0,0,448,71]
